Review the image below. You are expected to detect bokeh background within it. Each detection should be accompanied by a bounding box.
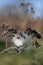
[0,0,43,36]
[0,0,43,65]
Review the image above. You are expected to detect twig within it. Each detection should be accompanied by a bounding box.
[0,47,17,53]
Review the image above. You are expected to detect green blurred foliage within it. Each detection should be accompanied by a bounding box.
[0,41,43,65]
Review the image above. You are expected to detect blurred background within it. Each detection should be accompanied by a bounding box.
[0,0,43,65]
[0,0,43,36]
